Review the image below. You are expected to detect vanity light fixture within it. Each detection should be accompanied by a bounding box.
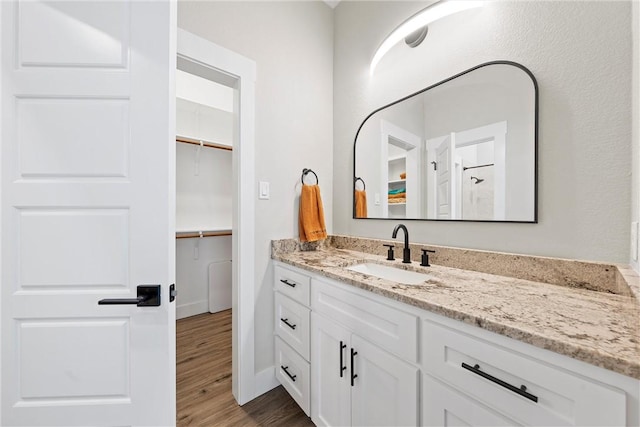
[370,0,484,76]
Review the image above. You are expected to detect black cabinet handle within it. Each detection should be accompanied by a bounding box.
[350,348,358,386]
[280,279,296,288]
[281,365,296,382]
[461,362,538,403]
[280,318,296,330]
[339,341,347,377]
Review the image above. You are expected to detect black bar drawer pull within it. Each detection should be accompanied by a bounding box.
[281,365,296,382]
[280,318,296,330]
[350,348,358,386]
[461,362,538,403]
[280,279,296,288]
[339,341,347,377]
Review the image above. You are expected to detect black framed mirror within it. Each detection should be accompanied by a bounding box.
[353,61,538,222]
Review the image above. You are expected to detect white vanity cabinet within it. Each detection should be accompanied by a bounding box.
[273,264,312,415]
[311,280,419,426]
[421,316,631,427]
[272,261,639,427]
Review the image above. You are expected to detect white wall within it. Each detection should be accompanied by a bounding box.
[633,0,640,273]
[334,1,633,263]
[176,144,232,231]
[178,1,333,374]
[176,236,232,318]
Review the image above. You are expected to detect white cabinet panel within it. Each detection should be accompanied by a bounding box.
[423,320,626,426]
[275,337,310,416]
[351,334,419,427]
[275,264,311,306]
[275,292,310,360]
[311,312,351,427]
[423,374,520,426]
[312,278,418,362]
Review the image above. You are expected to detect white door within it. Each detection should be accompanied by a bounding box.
[436,134,456,219]
[311,313,351,427]
[351,335,419,427]
[423,375,520,426]
[1,1,176,425]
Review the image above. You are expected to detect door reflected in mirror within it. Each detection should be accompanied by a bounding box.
[353,61,538,222]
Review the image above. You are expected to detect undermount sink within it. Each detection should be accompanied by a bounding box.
[346,262,430,285]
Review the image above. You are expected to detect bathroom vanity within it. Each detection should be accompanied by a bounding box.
[271,236,640,426]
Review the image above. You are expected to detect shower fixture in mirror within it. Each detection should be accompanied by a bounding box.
[353,61,538,223]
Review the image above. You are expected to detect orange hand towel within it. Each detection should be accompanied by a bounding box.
[299,184,327,242]
[355,190,367,218]
[388,193,406,199]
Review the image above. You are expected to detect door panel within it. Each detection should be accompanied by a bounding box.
[19,209,129,288]
[311,313,351,427]
[351,335,419,427]
[436,134,456,219]
[18,1,129,68]
[1,1,176,425]
[19,319,129,399]
[18,98,129,178]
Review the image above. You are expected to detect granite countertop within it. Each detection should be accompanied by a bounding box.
[272,237,640,380]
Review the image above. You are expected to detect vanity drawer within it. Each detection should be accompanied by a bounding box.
[275,292,310,360]
[423,373,519,426]
[275,336,310,416]
[422,320,626,426]
[312,278,418,363]
[275,264,311,306]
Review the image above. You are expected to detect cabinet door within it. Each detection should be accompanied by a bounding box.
[311,313,351,427]
[351,335,419,427]
[423,374,520,427]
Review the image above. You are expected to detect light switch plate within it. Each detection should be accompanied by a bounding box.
[632,221,639,262]
[259,181,269,200]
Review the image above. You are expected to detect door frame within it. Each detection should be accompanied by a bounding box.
[379,119,421,218]
[177,29,256,405]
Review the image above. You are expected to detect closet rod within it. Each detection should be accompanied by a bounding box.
[176,230,232,239]
[176,135,232,152]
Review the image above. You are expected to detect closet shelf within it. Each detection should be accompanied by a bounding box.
[176,135,232,151]
[388,203,406,206]
[176,229,232,239]
[388,179,407,185]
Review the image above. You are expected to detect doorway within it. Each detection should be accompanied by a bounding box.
[176,29,256,406]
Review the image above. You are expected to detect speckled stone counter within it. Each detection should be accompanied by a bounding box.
[272,236,640,380]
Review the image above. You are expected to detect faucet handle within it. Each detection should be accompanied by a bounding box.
[383,244,395,261]
[420,249,436,267]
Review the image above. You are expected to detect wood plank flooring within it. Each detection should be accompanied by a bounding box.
[177,310,314,426]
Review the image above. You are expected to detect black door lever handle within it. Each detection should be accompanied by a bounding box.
[98,285,161,307]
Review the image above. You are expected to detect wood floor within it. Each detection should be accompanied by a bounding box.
[177,310,314,426]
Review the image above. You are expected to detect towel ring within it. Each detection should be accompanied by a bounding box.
[355,177,366,191]
[301,168,319,185]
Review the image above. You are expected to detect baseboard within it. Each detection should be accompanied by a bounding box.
[253,366,279,399]
[177,300,209,320]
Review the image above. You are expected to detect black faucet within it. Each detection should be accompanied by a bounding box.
[392,224,411,263]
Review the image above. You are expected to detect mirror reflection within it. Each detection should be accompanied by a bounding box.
[354,61,537,222]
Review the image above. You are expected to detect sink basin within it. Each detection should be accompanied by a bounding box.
[346,263,430,285]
